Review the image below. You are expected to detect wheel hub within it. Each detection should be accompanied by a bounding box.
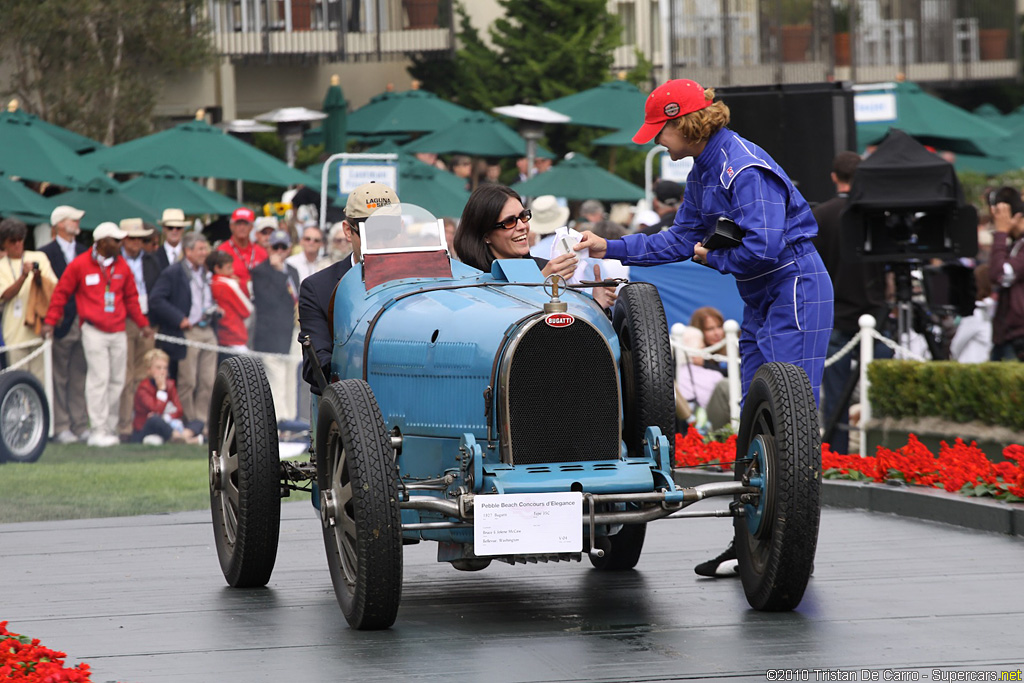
[320,489,337,528]
[744,434,773,537]
[209,453,223,490]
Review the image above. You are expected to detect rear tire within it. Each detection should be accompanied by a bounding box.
[612,283,674,460]
[733,362,820,611]
[317,379,402,630]
[0,370,48,464]
[208,356,281,588]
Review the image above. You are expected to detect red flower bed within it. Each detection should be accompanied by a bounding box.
[674,432,1024,503]
[0,622,92,682]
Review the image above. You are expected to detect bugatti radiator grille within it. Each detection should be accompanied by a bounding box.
[501,317,620,465]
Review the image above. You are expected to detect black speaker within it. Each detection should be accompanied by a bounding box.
[717,82,856,206]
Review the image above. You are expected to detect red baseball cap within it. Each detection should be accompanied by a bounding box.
[632,79,713,144]
[231,207,255,223]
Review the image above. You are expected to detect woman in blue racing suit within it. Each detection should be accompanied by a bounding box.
[576,78,833,578]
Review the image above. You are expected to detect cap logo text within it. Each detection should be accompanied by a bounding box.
[663,102,680,117]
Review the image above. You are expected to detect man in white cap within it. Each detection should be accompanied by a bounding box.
[42,222,153,447]
[155,208,191,272]
[298,181,398,395]
[116,218,160,440]
[39,205,90,443]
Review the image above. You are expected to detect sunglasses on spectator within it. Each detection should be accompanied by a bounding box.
[164,225,184,231]
[271,243,289,251]
[493,209,531,230]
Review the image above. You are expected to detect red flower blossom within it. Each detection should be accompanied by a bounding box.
[676,431,1024,503]
[0,622,92,683]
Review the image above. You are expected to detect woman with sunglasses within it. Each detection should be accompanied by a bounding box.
[454,185,616,309]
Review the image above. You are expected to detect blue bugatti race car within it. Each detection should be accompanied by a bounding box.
[206,204,822,630]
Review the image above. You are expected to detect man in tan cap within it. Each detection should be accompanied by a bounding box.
[116,218,161,440]
[42,222,153,447]
[298,181,398,395]
[155,208,190,272]
[39,205,89,443]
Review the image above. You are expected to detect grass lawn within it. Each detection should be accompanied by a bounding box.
[0,442,211,523]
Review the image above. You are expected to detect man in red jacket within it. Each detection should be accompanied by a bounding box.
[42,222,153,447]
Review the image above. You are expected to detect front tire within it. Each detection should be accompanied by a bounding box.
[612,283,675,459]
[733,362,820,611]
[317,380,402,630]
[0,370,49,464]
[208,356,281,588]
[589,522,646,570]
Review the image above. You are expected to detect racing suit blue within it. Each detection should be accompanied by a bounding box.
[605,127,833,404]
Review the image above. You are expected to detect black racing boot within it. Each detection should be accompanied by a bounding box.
[694,540,738,578]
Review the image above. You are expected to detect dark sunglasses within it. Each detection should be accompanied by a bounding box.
[164,225,185,231]
[494,209,531,230]
[271,243,290,251]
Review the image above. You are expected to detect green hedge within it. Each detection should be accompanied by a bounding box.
[868,360,1024,431]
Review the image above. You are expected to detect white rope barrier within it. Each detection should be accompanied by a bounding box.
[153,332,299,362]
[0,338,49,374]
[822,332,861,369]
[0,338,46,355]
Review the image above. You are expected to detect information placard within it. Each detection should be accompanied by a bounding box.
[338,163,399,195]
[473,492,583,556]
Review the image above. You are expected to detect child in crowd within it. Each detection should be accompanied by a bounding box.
[207,250,252,355]
[132,348,204,445]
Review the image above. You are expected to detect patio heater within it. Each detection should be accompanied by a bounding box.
[255,106,328,168]
[492,104,570,182]
[216,118,276,201]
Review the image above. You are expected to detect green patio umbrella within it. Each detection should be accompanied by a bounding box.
[0,172,55,223]
[542,78,647,131]
[322,75,349,155]
[86,117,313,187]
[510,153,645,201]
[347,87,479,136]
[0,109,108,187]
[118,165,239,215]
[4,106,106,154]
[48,178,159,229]
[402,112,554,158]
[856,81,1009,157]
[973,103,1005,122]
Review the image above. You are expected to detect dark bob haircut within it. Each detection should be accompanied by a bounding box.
[453,184,523,272]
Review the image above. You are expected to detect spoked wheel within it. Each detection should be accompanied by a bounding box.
[612,283,675,459]
[0,370,49,464]
[589,520,647,571]
[733,362,821,611]
[208,356,281,587]
[317,379,402,630]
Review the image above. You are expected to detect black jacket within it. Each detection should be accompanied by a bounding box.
[39,239,87,338]
[251,260,300,354]
[149,261,200,361]
[298,259,352,393]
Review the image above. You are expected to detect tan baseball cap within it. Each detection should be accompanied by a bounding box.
[51,205,84,225]
[94,222,128,241]
[345,182,399,220]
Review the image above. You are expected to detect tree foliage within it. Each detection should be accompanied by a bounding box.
[409,0,629,112]
[0,0,215,145]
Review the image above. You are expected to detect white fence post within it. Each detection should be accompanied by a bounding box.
[858,314,876,458]
[669,322,686,376]
[43,339,54,438]
[724,319,741,428]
